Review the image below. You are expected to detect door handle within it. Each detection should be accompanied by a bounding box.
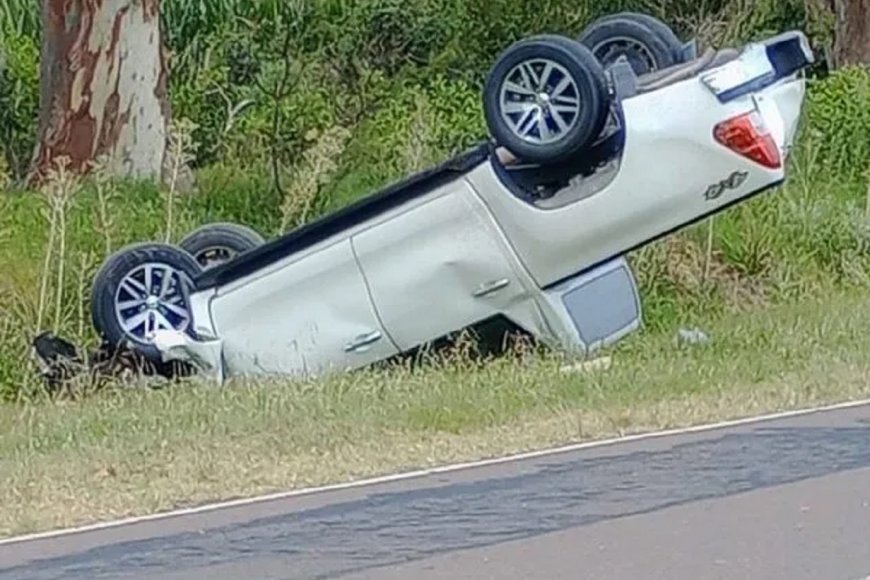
[473,278,510,298]
[344,330,383,353]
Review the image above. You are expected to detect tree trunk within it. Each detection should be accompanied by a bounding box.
[831,0,870,67]
[29,0,170,185]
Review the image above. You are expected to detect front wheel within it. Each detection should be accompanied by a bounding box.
[90,243,202,363]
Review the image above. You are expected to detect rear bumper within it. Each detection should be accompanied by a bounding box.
[700,30,814,104]
[760,76,806,160]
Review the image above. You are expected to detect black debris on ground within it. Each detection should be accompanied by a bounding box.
[30,331,193,396]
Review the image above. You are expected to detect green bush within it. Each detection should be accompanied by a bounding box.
[184,163,285,236]
[0,0,37,39]
[319,73,484,213]
[805,66,870,181]
[0,0,835,178]
[0,32,39,181]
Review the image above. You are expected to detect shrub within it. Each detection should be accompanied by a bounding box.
[0,32,39,181]
[321,74,484,212]
[805,66,870,181]
[0,0,836,177]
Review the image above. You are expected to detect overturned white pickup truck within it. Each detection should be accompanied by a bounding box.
[86,15,814,384]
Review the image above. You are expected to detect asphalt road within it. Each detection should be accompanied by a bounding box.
[3,403,870,580]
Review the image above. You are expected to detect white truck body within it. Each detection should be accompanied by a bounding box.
[153,32,812,384]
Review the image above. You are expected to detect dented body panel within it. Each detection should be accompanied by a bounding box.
[209,239,400,379]
[350,180,544,352]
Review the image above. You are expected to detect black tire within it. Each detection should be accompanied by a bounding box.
[585,12,684,54]
[483,34,610,165]
[90,242,202,363]
[179,222,265,269]
[579,13,683,75]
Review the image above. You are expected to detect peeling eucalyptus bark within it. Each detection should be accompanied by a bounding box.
[30,0,170,185]
[830,0,870,67]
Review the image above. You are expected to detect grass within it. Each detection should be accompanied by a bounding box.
[2,285,870,538]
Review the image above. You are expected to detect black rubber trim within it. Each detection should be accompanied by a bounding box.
[194,142,491,290]
[542,178,786,291]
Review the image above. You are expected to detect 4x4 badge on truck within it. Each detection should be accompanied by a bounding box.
[704,171,749,201]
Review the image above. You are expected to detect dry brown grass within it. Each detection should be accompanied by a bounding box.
[660,234,769,308]
[279,125,352,231]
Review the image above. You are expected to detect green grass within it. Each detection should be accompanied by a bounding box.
[2,285,870,538]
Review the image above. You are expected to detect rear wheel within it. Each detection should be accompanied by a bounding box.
[90,243,202,363]
[483,34,610,165]
[179,222,265,270]
[579,12,685,75]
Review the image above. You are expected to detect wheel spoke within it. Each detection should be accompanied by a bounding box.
[117,299,146,311]
[122,311,150,333]
[515,108,538,136]
[551,109,569,133]
[519,63,538,92]
[552,103,580,115]
[504,80,535,97]
[154,311,176,332]
[143,264,155,294]
[552,94,579,107]
[503,100,535,115]
[551,76,572,99]
[158,266,173,298]
[539,62,555,90]
[162,302,189,319]
[145,312,156,336]
[537,110,552,140]
[121,278,148,299]
[163,292,186,306]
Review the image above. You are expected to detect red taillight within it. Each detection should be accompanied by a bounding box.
[713,111,781,169]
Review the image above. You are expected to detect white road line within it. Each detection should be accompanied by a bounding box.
[2,397,869,547]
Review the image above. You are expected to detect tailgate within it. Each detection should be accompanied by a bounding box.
[700,31,813,161]
[699,31,814,104]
